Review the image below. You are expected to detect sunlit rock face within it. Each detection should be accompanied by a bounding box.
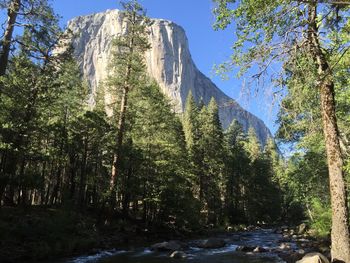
[67,9,272,145]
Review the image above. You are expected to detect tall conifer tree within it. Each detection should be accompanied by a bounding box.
[107,0,152,204]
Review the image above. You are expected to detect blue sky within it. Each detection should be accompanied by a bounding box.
[52,0,279,134]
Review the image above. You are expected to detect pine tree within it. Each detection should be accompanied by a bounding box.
[106,0,152,205]
[198,97,225,224]
[183,90,199,151]
[0,0,64,77]
[182,90,203,202]
[126,80,199,226]
[223,119,249,223]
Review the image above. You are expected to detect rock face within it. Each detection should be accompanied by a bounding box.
[296,252,330,263]
[67,9,272,145]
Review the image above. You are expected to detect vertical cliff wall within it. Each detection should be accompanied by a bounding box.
[67,9,272,145]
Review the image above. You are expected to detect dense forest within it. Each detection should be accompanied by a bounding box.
[0,0,349,262]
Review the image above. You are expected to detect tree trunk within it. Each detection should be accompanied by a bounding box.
[110,84,129,204]
[308,4,350,262]
[320,81,350,262]
[79,136,88,206]
[122,165,132,217]
[0,0,21,77]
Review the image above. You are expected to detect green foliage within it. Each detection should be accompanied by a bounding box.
[197,98,225,224]
[309,198,332,237]
[183,92,284,226]
[125,80,199,227]
[106,0,152,100]
[275,25,350,225]
[0,1,288,250]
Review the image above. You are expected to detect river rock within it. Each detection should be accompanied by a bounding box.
[236,245,255,252]
[253,246,268,253]
[296,252,330,263]
[279,242,292,250]
[170,251,187,259]
[196,238,226,249]
[151,241,182,251]
[278,251,305,263]
[297,223,307,234]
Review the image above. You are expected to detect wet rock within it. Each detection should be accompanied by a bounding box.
[151,241,182,251]
[283,233,290,238]
[297,249,306,255]
[236,246,255,252]
[279,242,292,250]
[297,238,310,243]
[278,251,305,263]
[196,238,226,249]
[296,252,330,263]
[297,223,307,234]
[253,246,268,253]
[170,251,187,259]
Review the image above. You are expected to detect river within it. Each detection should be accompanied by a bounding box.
[65,229,295,263]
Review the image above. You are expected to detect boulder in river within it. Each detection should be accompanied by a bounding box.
[296,252,330,263]
[253,246,268,253]
[196,238,226,249]
[278,251,305,263]
[151,241,182,251]
[279,242,292,250]
[170,251,187,259]
[297,223,307,234]
[236,245,255,252]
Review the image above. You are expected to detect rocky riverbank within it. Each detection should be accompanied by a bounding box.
[0,207,331,263]
[145,225,331,263]
[65,225,331,263]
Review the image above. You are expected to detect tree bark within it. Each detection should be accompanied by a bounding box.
[110,84,129,204]
[79,136,88,206]
[109,33,134,205]
[320,80,350,262]
[0,0,21,77]
[308,3,350,262]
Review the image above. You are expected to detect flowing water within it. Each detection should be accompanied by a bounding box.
[66,229,293,263]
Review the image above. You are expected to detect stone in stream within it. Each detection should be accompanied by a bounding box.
[279,242,292,250]
[236,245,255,252]
[278,251,305,263]
[296,252,330,263]
[297,223,307,234]
[170,251,187,259]
[253,246,268,253]
[151,240,183,251]
[196,238,226,249]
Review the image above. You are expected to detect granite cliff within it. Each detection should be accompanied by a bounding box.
[67,9,272,145]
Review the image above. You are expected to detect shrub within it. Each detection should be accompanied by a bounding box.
[309,198,331,237]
